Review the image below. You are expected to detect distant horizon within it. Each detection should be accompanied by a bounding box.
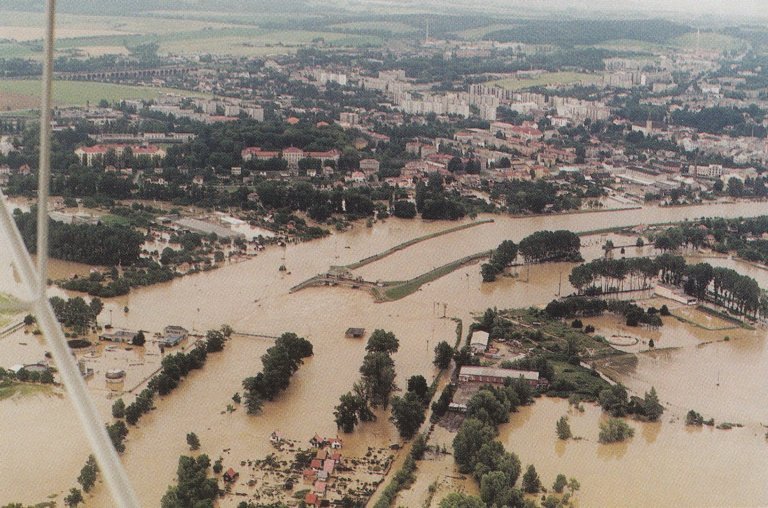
[323,0,767,24]
[1,0,764,24]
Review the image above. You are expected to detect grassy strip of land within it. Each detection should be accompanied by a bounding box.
[696,305,754,330]
[670,310,739,332]
[0,381,52,401]
[485,71,600,91]
[0,80,210,109]
[375,251,492,302]
[346,219,494,270]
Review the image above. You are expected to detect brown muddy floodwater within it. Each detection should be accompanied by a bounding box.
[1,202,768,507]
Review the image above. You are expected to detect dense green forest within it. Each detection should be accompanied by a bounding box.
[13,210,144,266]
[484,19,691,46]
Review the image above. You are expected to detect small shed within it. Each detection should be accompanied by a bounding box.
[223,468,239,483]
[345,327,366,338]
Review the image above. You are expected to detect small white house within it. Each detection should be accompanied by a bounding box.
[470,330,490,354]
[654,284,697,305]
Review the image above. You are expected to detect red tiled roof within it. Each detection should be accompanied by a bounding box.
[307,149,339,158]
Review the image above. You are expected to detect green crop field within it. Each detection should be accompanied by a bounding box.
[328,21,418,34]
[0,80,209,111]
[670,32,747,52]
[453,24,518,40]
[486,71,600,91]
[159,30,382,56]
[592,39,666,53]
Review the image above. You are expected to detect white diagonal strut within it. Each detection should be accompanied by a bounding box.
[13,0,141,506]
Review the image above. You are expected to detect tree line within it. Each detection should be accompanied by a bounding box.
[109,327,230,430]
[481,230,582,282]
[334,329,399,434]
[545,296,664,328]
[241,332,314,415]
[490,179,583,215]
[451,376,541,507]
[14,210,144,266]
[569,254,765,318]
[569,257,659,295]
[481,240,518,282]
[519,230,582,264]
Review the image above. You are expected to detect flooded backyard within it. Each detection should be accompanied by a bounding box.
[1,202,768,506]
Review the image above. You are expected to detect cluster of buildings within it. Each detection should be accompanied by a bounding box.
[146,94,264,124]
[74,143,167,166]
[98,325,189,348]
[303,434,344,507]
[241,146,341,171]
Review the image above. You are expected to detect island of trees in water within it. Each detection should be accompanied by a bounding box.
[482,230,582,282]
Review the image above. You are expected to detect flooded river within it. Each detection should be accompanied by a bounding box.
[1,202,768,506]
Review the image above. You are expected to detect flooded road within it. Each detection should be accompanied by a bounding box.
[1,202,768,506]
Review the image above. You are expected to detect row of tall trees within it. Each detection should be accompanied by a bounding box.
[241,332,314,414]
[112,327,231,427]
[569,257,660,294]
[334,329,399,433]
[569,254,765,317]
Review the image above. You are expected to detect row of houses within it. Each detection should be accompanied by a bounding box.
[99,325,188,347]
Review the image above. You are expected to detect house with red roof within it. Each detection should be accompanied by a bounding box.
[242,147,281,161]
[223,468,239,483]
[75,144,166,167]
[305,492,321,507]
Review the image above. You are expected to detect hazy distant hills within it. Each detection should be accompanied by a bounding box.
[0,0,313,15]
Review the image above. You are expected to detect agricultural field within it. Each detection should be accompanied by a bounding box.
[328,21,418,34]
[0,80,208,111]
[0,41,41,59]
[452,23,519,40]
[0,382,52,402]
[0,10,237,39]
[591,39,667,53]
[669,32,747,52]
[159,30,382,56]
[0,293,23,330]
[485,71,601,91]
